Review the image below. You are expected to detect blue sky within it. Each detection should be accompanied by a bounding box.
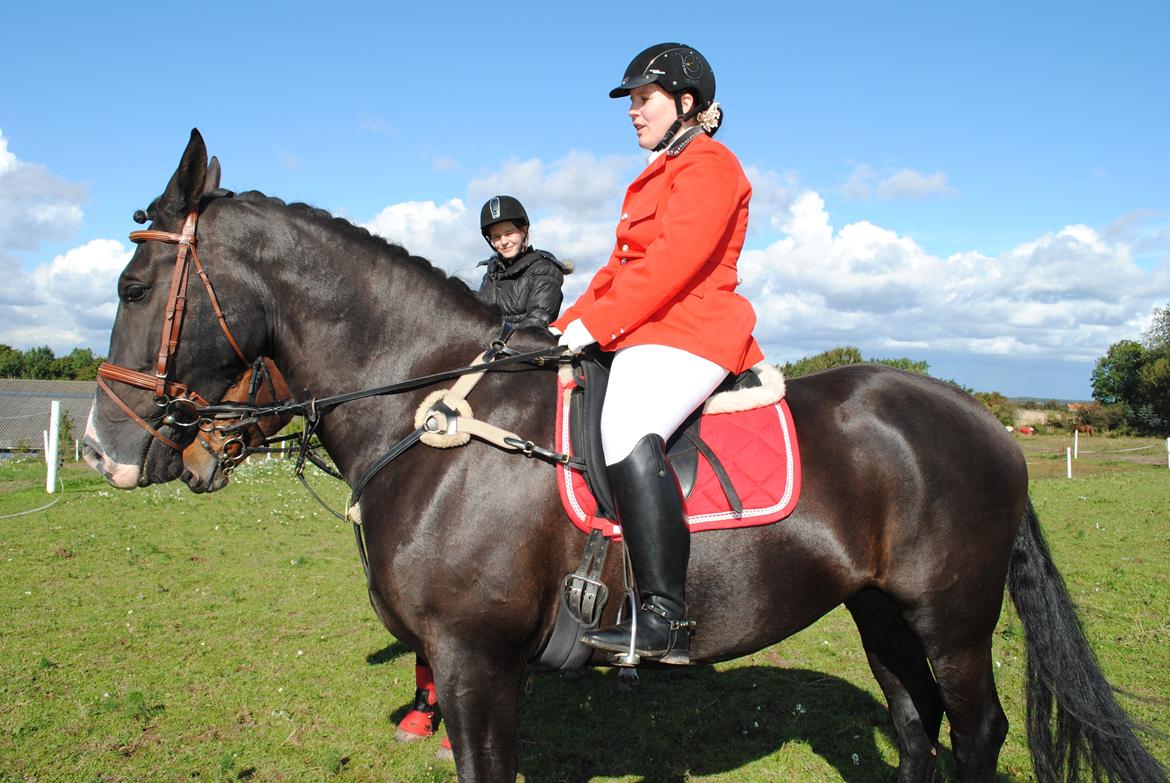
[2,1,1167,398]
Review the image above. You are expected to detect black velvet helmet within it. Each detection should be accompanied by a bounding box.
[609,42,716,112]
[480,195,529,237]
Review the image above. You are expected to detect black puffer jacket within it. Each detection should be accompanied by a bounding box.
[477,248,567,330]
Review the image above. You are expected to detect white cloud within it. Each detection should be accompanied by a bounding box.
[363,198,484,281]
[0,128,86,253]
[0,128,89,308]
[467,151,636,221]
[841,162,955,201]
[841,163,876,201]
[0,238,131,351]
[741,190,1167,364]
[876,168,954,200]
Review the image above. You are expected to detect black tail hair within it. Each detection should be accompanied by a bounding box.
[1007,498,1167,782]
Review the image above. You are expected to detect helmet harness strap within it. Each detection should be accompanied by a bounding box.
[653,93,704,152]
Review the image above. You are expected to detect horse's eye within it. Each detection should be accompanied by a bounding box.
[121,283,149,302]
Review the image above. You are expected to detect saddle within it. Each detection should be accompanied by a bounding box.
[568,347,759,520]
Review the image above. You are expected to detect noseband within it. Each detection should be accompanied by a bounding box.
[190,357,292,475]
[97,211,251,451]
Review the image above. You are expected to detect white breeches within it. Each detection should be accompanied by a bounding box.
[600,344,728,465]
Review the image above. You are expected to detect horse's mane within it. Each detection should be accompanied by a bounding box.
[223,189,483,304]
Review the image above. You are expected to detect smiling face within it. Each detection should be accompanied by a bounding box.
[487,220,527,260]
[628,84,694,150]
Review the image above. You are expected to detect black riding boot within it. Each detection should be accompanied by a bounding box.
[581,434,694,664]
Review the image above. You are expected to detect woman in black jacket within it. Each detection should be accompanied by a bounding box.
[476,195,569,330]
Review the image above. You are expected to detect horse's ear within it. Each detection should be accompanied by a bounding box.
[158,128,208,216]
[205,156,222,193]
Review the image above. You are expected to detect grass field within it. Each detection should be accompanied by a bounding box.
[1,434,1167,782]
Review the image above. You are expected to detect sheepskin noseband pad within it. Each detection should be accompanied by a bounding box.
[414,390,474,448]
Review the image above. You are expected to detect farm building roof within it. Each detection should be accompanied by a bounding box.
[0,379,96,451]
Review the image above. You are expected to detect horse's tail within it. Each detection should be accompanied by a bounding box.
[1007,497,1167,783]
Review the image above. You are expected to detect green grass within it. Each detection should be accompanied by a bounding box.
[1,444,1167,782]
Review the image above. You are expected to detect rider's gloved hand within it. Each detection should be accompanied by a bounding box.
[557,319,596,353]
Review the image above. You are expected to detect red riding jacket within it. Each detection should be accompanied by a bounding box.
[552,132,763,374]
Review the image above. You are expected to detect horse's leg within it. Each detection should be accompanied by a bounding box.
[847,589,943,783]
[428,646,526,782]
[910,617,1007,783]
[396,654,440,742]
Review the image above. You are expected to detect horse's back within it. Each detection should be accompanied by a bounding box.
[687,364,1027,661]
[786,363,1027,603]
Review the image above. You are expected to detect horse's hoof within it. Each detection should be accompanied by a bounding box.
[395,727,428,743]
[395,706,438,742]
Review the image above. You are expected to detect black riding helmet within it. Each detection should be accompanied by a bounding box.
[480,195,529,238]
[610,43,718,151]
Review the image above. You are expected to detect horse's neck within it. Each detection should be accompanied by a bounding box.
[242,206,495,478]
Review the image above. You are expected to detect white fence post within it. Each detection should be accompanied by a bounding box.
[46,400,61,493]
[1166,438,1169,470]
[1073,429,1079,459]
[1066,447,1072,479]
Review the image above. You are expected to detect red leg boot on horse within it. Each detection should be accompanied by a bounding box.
[396,659,440,741]
[396,659,454,755]
[581,434,694,664]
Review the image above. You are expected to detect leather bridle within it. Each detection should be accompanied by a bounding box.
[96,210,250,452]
[189,357,292,474]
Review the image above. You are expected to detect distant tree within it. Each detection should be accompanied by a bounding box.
[68,348,103,381]
[1143,304,1170,354]
[1092,340,1146,406]
[0,344,23,378]
[974,391,1017,427]
[782,346,864,378]
[1138,354,1170,430]
[871,356,930,375]
[21,346,55,380]
[49,348,102,380]
[782,346,931,380]
[0,346,106,380]
[1091,303,1170,435]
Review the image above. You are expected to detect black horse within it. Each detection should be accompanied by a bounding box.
[83,130,1166,783]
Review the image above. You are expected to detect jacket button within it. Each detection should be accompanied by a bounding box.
[619,258,627,265]
[621,243,629,252]
[620,213,629,220]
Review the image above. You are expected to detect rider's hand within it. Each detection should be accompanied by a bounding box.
[557,319,596,353]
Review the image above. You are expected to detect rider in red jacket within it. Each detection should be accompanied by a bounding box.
[553,42,762,665]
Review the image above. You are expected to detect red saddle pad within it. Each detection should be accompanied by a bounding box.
[554,375,802,538]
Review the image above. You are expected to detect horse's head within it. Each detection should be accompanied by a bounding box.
[84,129,270,488]
[180,358,292,493]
